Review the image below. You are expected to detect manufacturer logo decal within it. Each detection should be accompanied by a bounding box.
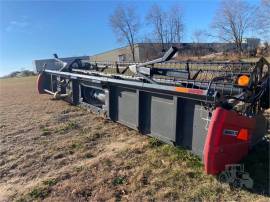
[223,129,238,136]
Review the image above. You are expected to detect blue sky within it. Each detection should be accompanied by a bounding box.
[0,0,259,76]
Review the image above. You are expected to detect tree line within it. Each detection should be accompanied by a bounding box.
[109,0,270,61]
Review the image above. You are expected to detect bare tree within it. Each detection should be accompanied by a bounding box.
[167,5,184,44]
[146,4,167,51]
[110,5,139,61]
[211,0,253,53]
[192,29,207,43]
[146,4,184,51]
[255,0,270,41]
[191,29,208,56]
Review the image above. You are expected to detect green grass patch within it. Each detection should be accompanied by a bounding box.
[65,121,80,130]
[41,127,51,136]
[42,178,58,186]
[29,187,50,199]
[190,186,220,200]
[157,144,203,169]
[148,137,163,147]
[104,158,113,166]
[186,171,203,179]
[70,142,82,150]
[55,121,80,134]
[83,131,103,142]
[74,165,85,172]
[84,152,94,158]
[112,176,126,186]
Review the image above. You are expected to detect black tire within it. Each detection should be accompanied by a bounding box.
[233,178,242,188]
[218,172,228,183]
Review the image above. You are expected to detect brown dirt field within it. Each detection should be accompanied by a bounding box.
[0,76,269,201]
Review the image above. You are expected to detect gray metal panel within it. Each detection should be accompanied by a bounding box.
[43,70,211,158]
[116,87,138,129]
[150,94,176,142]
[34,56,90,72]
[139,92,176,143]
[191,105,209,157]
[138,91,151,134]
[177,99,208,157]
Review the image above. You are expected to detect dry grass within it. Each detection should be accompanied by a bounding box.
[175,54,270,63]
[242,56,270,63]
[0,76,269,201]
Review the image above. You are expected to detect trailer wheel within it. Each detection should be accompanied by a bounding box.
[232,178,242,188]
[37,73,45,94]
[218,172,229,183]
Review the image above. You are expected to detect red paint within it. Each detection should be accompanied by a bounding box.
[237,129,249,141]
[188,88,207,95]
[203,107,256,175]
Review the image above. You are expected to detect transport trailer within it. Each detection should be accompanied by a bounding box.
[35,47,269,175]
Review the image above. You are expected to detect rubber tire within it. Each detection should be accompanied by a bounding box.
[218,172,228,183]
[233,179,242,188]
[37,73,45,94]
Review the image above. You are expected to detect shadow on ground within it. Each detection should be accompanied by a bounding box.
[242,137,269,196]
[216,137,269,196]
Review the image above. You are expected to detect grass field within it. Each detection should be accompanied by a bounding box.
[0,76,269,201]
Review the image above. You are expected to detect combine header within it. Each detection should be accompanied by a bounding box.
[35,47,269,175]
